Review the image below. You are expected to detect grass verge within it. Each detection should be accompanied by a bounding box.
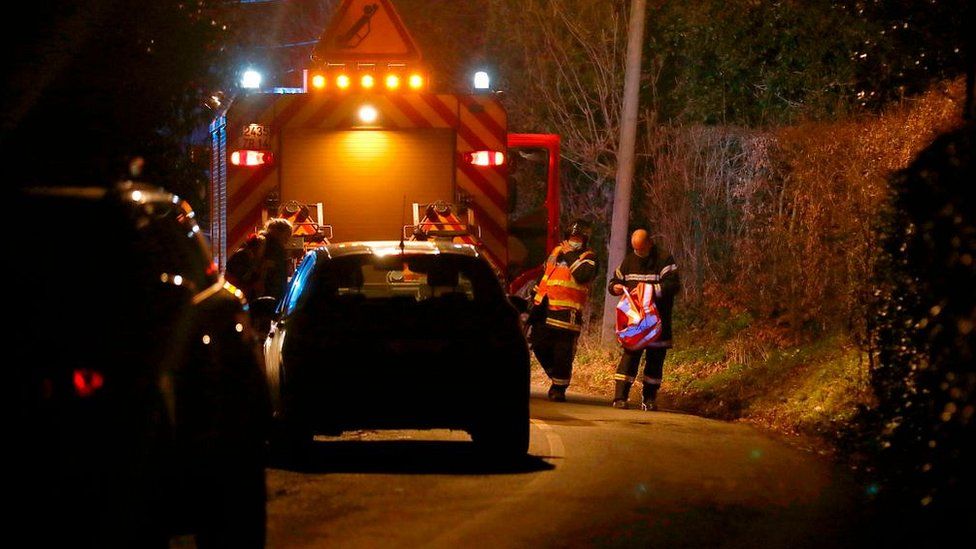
[532,315,875,455]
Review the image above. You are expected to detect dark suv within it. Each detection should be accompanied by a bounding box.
[13,184,270,548]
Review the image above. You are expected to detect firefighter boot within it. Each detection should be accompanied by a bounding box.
[642,385,659,411]
[612,379,632,409]
[547,383,567,402]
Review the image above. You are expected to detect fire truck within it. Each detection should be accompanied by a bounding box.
[209,0,560,293]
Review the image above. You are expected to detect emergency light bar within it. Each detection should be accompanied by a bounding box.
[305,68,426,92]
[465,150,505,167]
[230,150,273,167]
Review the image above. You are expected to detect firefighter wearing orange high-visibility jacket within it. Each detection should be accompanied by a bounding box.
[528,220,598,402]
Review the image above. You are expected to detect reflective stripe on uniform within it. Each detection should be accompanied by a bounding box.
[550,377,571,386]
[625,274,660,282]
[545,278,589,289]
[534,245,590,311]
[614,374,636,382]
[545,317,581,331]
[570,258,596,271]
[660,264,678,277]
[570,251,597,272]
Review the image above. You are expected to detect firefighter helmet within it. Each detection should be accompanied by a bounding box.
[566,219,592,245]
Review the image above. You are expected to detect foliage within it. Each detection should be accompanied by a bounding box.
[3,0,234,212]
[641,80,965,334]
[868,120,976,520]
[648,0,867,125]
[844,0,973,110]
[487,0,627,230]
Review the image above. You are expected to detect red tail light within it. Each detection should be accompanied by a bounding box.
[466,150,505,167]
[231,150,273,167]
[73,369,104,398]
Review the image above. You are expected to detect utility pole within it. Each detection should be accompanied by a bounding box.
[601,0,647,341]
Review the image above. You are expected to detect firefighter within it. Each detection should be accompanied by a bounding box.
[261,217,294,306]
[528,220,599,401]
[225,232,267,301]
[608,229,680,410]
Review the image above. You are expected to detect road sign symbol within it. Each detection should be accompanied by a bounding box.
[313,0,422,63]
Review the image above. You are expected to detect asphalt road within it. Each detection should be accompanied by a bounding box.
[264,387,870,548]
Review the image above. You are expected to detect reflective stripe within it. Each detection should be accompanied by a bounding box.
[614,374,636,382]
[625,274,660,282]
[535,244,590,311]
[660,264,678,277]
[550,377,571,386]
[570,257,596,271]
[546,278,589,290]
[642,376,662,385]
[545,317,581,331]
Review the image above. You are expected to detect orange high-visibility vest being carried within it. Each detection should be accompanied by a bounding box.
[534,246,596,312]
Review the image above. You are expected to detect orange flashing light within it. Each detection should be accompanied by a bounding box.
[336,74,351,89]
[408,73,424,90]
[385,74,400,90]
[311,74,326,89]
[361,74,375,89]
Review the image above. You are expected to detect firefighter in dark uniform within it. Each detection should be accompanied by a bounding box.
[608,229,680,410]
[528,220,599,401]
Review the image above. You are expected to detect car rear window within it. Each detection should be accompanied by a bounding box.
[303,252,503,309]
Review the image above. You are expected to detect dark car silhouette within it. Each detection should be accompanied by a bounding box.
[263,241,530,458]
[13,184,271,548]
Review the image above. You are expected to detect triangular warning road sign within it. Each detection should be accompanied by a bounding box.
[313,0,422,64]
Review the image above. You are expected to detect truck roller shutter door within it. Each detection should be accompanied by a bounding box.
[281,129,456,242]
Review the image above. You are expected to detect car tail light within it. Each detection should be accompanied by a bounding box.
[73,369,104,398]
[465,150,505,167]
[231,150,273,167]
